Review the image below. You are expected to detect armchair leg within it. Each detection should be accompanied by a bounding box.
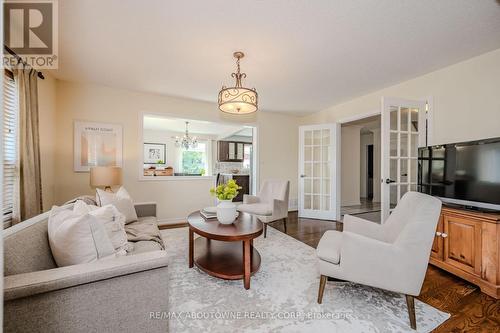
[264,223,267,238]
[317,275,327,304]
[405,295,417,330]
[283,218,287,234]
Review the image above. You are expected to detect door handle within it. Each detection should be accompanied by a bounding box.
[435,232,442,237]
[300,174,306,178]
[385,179,396,184]
[441,233,448,238]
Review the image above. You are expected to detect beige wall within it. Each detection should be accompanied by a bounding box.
[302,48,500,145]
[38,73,57,211]
[340,125,361,206]
[52,80,299,222]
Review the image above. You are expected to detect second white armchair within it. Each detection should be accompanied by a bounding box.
[237,180,290,238]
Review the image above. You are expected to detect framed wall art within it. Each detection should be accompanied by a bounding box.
[143,143,166,164]
[74,121,123,172]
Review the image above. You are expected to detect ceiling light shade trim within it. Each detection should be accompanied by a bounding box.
[218,52,258,114]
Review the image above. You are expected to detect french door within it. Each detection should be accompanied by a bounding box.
[298,124,339,220]
[381,97,427,222]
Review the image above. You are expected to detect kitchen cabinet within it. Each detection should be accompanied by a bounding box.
[218,141,249,162]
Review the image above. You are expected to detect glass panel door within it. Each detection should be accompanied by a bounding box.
[381,98,426,222]
[299,124,338,220]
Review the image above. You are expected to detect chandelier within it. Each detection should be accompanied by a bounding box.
[218,51,258,114]
[175,121,198,150]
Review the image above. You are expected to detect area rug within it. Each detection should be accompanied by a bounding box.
[161,227,449,332]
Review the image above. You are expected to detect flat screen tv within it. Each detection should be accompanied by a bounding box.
[418,137,500,211]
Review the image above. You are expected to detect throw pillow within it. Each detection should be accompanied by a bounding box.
[73,200,130,254]
[48,206,115,267]
[96,187,138,224]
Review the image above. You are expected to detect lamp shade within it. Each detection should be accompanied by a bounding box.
[218,87,258,114]
[90,166,123,188]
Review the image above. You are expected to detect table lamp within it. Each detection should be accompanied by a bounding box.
[90,166,122,192]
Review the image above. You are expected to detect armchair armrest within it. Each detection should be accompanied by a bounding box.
[343,214,386,241]
[272,198,288,219]
[243,195,260,204]
[4,250,168,301]
[134,202,156,217]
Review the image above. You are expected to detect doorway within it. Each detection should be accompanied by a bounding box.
[339,115,382,223]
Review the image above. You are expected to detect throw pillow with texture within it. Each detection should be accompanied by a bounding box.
[96,187,138,224]
[48,206,115,267]
[73,200,130,255]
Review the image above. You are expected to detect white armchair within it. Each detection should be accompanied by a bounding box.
[316,192,442,330]
[237,180,290,238]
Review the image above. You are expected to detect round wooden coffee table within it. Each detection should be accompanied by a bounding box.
[187,211,263,289]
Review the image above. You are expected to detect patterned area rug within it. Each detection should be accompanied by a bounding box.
[161,227,449,332]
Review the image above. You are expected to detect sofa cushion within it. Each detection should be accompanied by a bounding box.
[73,201,130,254]
[125,217,164,249]
[96,187,138,224]
[48,206,116,267]
[316,230,342,265]
[127,241,163,255]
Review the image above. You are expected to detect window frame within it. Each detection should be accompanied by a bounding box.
[137,112,258,186]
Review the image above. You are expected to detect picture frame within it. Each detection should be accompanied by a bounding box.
[144,143,166,164]
[74,121,123,172]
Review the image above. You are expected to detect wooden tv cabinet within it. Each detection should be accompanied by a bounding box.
[429,206,500,299]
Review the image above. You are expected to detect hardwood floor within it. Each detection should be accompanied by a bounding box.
[267,211,500,333]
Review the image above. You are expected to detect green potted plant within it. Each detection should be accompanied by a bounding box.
[209,179,242,224]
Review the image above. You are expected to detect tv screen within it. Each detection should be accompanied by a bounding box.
[418,138,500,210]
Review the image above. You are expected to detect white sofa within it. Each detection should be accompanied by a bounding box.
[3,203,169,333]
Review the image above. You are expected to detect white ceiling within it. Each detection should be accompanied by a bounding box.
[53,0,500,114]
[143,115,245,138]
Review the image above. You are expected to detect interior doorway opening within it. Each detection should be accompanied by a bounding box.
[340,114,381,223]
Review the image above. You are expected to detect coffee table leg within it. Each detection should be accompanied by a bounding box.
[250,239,254,263]
[243,240,251,289]
[189,229,194,268]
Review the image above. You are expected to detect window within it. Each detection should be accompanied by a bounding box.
[3,70,19,228]
[181,142,208,175]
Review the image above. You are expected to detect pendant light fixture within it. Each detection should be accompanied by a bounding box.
[218,51,258,114]
[175,121,198,150]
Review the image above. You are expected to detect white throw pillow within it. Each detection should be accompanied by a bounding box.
[48,206,115,267]
[73,200,130,254]
[96,187,138,224]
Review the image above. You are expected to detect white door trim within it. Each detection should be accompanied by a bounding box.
[337,109,380,124]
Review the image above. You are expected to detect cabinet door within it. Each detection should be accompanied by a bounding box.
[430,215,444,260]
[218,141,229,161]
[228,142,236,160]
[443,214,482,276]
[236,143,244,160]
